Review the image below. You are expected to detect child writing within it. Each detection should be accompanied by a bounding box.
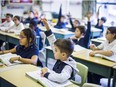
[41,18,80,83]
[70,13,92,48]
[0,13,14,28]
[89,27,116,85]
[0,28,42,66]
[29,20,43,50]
[5,16,24,35]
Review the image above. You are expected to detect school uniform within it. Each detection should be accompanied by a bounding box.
[95,19,104,33]
[68,18,76,32]
[34,27,43,50]
[0,20,14,27]
[8,23,24,34]
[54,22,67,29]
[71,21,91,48]
[44,30,80,83]
[16,44,43,67]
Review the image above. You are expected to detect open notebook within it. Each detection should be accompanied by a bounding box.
[94,54,116,62]
[26,70,72,87]
[0,53,22,66]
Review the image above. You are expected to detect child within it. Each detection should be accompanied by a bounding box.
[54,15,67,29]
[6,16,24,35]
[29,20,43,50]
[70,13,92,48]
[89,27,116,85]
[0,13,14,28]
[41,18,80,83]
[95,10,107,36]
[0,28,42,66]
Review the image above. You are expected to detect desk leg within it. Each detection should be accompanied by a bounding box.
[107,68,113,87]
[112,69,116,87]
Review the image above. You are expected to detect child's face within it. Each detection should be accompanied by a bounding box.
[75,28,82,38]
[54,45,64,60]
[6,16,12,22]
[99,20,104,25]
[73,20,79,27]
[105,30,115,41]
[29,12,34,18]
[19,31,28,46]
[13,17,20,25]
[60,17,65,22]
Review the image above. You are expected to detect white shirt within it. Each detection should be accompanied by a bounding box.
[97,39,116,59]
[8,23,24,35]
[0,21,14,27]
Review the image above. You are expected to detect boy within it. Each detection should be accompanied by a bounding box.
[41,18,80,83]
[0,13,14,29]
[70,13,92,48]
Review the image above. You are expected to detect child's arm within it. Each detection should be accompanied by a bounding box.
[42,65,72,83]
[0,47,16,54]
[83,12,92,48]
[42,18,56,51]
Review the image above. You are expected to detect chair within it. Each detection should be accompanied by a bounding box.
[71,62,88,87]
[82,83,102,87]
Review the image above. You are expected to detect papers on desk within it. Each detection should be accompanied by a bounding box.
[0,26,8,31]
[74,45,86,52]
[0,53,21,66]
[26,70,72,87]
[94,54,116,62]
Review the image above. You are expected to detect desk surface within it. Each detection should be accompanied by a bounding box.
[72,49,115,67]
[0,64,79,87]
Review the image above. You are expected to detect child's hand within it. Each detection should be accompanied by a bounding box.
[89,51,96,57]
[9,57,19,63]
[87,12,93,21]
[90,44,96,50]
[41,67,48,77]
[41,18,50,31]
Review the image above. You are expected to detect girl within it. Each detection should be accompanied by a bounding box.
[89,27,116,85]
[0,28,42,66]
[6,16,24,35]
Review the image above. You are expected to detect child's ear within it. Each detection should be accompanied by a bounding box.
[62,52,67,57]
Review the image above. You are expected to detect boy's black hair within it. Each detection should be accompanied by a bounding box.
[29,20,38,27]
[14,16,21,21]
[74,19,80,25]
[54,39,74,57]
[22,28,36,46]
[101,17,107,23]
[108,27,116,39]
[76,26,86,34]
[6,13,13,18]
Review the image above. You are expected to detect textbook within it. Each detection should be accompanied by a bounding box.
[94,54,116,62]
[0,53,21,66]
[26,70,72,87]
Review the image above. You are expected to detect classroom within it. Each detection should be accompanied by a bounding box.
[0,0,116,87]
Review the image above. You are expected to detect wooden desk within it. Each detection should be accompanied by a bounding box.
[72,50,115,87]
[112,65,116,87]
[0,64,79,87]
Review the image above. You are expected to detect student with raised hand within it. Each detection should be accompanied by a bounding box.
[0,28,43,66]
[41,18,80,83]
[0,13,14,28]
[89,27,116,85]
[29,20,43,50]
[95,9,107,37]
[70,12,92,48]
[5,16,24,35]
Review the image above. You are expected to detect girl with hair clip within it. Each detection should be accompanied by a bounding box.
[0,28,43,66]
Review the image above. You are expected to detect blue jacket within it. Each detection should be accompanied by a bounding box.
[72,22,91,48]
[54,22,67,29]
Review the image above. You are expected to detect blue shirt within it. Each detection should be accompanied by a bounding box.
[35,27,43,50]
[72,22,91,48]
[16,44,39,59]
[54,22,67,29]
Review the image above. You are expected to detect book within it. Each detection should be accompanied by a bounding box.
[94,54,116,62]
[26,70,72,87]
[0,53,22,66]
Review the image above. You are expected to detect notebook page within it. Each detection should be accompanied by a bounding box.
[26,70,72,87]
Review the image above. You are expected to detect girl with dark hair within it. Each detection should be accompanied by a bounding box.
[0,28,42,66]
